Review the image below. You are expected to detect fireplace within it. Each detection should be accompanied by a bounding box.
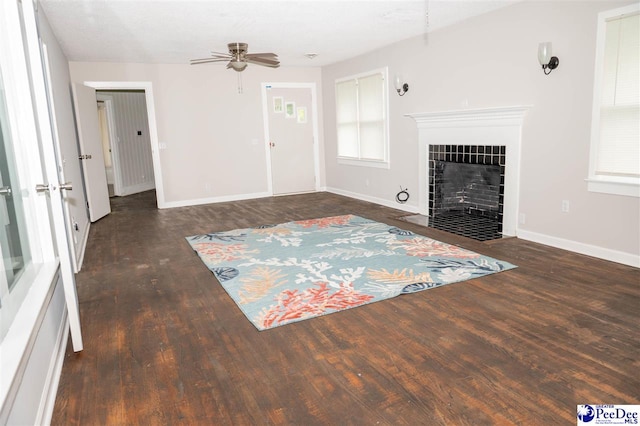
[429,144,505,241]
[406,106,529,239]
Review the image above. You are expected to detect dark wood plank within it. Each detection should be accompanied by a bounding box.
[52,191,640,425]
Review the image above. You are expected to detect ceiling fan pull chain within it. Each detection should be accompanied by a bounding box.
[237,72,243,94]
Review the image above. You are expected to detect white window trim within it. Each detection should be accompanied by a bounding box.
[338,157,390,169]
[587,3,640,198]
[335,67,390,169]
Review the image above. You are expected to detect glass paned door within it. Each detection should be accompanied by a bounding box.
[0,67,31,295]
[0,68,34,341]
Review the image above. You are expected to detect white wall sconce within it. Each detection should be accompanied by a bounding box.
[538,42,559,75]
[394,74,409,96]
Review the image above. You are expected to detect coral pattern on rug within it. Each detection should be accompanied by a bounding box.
[186,215,516,330]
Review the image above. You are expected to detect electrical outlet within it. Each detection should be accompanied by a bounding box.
[561,200,570,213]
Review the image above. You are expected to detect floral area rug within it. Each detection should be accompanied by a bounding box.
[186,215,516,331]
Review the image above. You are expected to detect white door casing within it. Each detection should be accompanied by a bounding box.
[82,81,165,208]
[72,83,111,222]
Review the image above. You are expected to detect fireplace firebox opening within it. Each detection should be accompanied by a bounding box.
[428,145,505,241]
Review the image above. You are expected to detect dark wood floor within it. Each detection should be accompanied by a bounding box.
[52,191,640,425]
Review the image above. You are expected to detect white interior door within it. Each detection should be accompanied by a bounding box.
[18,0,83,352]
[72,83,110,222]
[265,87,317,195]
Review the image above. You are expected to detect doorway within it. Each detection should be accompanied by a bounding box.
[75,81,165,211]
[95,90,155,207]
[261,83,320,195]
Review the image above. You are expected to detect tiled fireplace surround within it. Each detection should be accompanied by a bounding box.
[430,145,505,219]
[429,144,505,240]
[406,106,529,238]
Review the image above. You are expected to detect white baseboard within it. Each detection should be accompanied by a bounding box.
[324,187,420,214]
[323,188,638,268]
[36,311,69,426]
[160,191,272,209]
[517,229,640,268]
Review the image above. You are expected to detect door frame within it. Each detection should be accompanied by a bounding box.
[80,81,165,208]
[260,82,320,195]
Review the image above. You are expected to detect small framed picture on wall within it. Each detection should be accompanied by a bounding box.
[285,101,295,118]
[297,107,307,124]
[273,97,283,113]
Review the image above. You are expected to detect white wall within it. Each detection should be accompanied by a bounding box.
[322,0,639,265]
[69,63,324,206]
[99,90,155,196]
[39,10,90,270]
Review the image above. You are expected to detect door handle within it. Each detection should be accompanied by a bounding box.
[36,182,72,192]
[36,183,50,193]
[0,186,11,196]
[78,154,92,160]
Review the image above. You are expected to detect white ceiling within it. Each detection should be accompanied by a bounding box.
[40,0,520,68]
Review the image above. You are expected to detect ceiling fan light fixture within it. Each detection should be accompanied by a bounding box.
[229,60,248,72]
[191,42,278,72]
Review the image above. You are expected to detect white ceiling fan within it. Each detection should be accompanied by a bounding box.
[190,42,280,72]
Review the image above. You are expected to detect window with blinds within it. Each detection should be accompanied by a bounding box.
[588,4,640,197]
[335,68,389,167]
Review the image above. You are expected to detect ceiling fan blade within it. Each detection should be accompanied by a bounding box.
[245,52,278,59]
[195,44,279,70]
[190,58,231,65]
[245,57,280,68]
[210,51,232,58]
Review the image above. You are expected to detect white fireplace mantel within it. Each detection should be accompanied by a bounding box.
[406,106,531,128]
[406,106,531,237]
